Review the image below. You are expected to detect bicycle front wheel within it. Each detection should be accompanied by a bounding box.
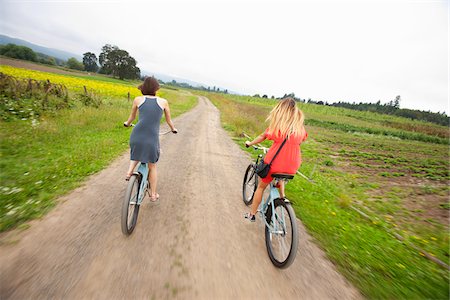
[265,198,298,268]
[242,164,258,206]
[121,174,141,235]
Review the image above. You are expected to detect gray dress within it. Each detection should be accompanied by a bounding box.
[129,97,163,163]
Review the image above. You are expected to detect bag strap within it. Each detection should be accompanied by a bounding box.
[267,135,288,165]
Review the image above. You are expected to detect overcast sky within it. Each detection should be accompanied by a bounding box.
[1,0,448,113]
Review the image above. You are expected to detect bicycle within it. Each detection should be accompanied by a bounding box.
[121,124,177,235]
[242,145,299,268]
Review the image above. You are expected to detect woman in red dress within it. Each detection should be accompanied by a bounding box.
[244,98,307,222]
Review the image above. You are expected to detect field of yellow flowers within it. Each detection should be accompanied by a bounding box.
[0,65,142,99]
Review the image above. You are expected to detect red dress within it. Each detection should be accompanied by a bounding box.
[262,128,308,183]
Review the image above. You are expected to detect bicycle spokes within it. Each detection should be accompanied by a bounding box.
[265,200,298,268]
[242,164,258,205]
[122,174,141,235]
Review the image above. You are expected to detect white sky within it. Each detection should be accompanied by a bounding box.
[1,0,448,114]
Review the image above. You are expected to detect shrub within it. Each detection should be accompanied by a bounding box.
[0,72,100,121]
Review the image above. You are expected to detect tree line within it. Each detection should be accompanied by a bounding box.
[0,43,140,80]
[0,43,65,66]
[164,79,229,94]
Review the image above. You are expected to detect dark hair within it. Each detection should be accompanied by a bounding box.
[138,76,160,96]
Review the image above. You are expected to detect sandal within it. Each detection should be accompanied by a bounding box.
[244,212,256,222]
[125,174,132,181]
[150,193,160,202]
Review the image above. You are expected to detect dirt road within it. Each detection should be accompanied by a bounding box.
[0,97,361,299]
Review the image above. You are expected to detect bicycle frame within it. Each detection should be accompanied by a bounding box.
[135,163,149,205]
[258,179,288,235]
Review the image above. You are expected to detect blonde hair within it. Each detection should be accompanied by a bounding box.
[266,98,305,138]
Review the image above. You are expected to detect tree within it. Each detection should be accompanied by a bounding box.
[98,44,140,79]
[82,52,98,72]
[66,57,84,70]
[98,44,118,73]
[393,95,401,109]
[0,44,37,62]
[38,56,56,65]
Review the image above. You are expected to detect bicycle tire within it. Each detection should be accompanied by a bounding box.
[265,198,298,268]
[242,164,258,206]
[121,174,141,235]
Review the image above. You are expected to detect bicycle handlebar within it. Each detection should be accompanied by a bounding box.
[252,145,269,153]
[160,130,177,135]
[245,139,268,153]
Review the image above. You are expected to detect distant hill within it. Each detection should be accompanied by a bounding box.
[143,70,201,87]
[0,34,82,61]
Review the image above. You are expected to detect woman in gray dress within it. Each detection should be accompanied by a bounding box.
[124,76,177,201]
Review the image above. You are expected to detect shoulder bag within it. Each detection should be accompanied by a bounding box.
[255,136,288,178]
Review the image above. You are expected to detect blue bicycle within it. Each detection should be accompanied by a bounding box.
[121,127,176,235]
[243,145,299,268]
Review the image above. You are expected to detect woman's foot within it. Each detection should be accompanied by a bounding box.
[125,173,132,181]
[149,193,160,202]
[244,212,256,222]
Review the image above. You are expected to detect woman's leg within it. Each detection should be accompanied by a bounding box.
[250,181,269,215]
[126,160,139,178]
[278,181,285,198]
[148,163,157,197]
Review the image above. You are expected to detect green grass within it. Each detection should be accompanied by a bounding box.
[0,83,197,231]
[200,91,449,299]
[306,118,448,144]
[209,93,448,141]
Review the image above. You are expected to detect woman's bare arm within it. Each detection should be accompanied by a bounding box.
[124,97,139,126]
[163,100,177,132]
[245,132,266,147]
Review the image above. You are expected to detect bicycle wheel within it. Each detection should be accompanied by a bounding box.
[121,174,141,235]
[265,198,298,268]
[242,164,258,205]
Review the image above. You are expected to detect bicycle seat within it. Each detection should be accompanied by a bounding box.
[271,173,295,180]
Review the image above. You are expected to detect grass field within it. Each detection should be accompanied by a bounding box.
[0,65,197,232]
[198,91,449,299]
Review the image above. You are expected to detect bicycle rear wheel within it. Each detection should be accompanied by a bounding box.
[242,164,258,205]
[121,174,141,235]
[265,198,298,268]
